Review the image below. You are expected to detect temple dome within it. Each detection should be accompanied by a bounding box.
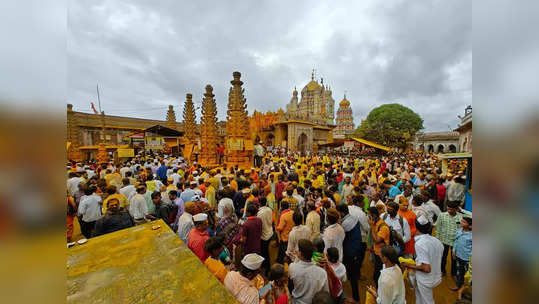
[339,94,350,107]
[303,80,323,92]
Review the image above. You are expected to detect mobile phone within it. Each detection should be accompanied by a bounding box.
[259,281,272,297]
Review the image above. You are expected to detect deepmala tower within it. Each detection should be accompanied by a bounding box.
[335,94,355,138]
[199,85,219,167]
[225,72,253,169]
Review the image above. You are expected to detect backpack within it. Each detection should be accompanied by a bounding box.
[381,214,406,256]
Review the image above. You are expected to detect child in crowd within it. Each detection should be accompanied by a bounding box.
[327,247,347,300]
[269,264,290,304]
[452,217,472,291]
[312,237,325,263]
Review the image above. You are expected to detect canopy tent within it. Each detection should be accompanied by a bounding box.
[144,124,183,137]
[317,139,350,148]
[351,137,391,152]
[439,152,472,159]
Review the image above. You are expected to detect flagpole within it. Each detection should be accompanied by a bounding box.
[97,83,102,113]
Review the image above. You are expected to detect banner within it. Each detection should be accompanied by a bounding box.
[343,141,354,149]
[117,148,135,158]
[145,137,164,150]
[227,138,244,151]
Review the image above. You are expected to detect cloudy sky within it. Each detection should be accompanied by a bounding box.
[68,0,471,132]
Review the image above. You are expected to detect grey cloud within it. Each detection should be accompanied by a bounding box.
[68,0,471,132]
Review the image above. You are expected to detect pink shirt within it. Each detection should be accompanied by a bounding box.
[223,271,259,304]
[187,228,210,261]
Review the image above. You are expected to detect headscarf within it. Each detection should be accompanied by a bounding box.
[217,204,239,245]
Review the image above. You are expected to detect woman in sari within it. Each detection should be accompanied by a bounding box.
[397,196,417,257]
[215,204,240,257]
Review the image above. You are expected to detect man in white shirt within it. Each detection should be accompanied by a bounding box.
[84,166,95,179]
[322,208,345,262]
[447,176,466,203]
[129,186,149,225]
[119,178,136,201]
[348,195,370,243]
[119,164,131,178]
[402,215,444,304]
[289,239,329,304]
[411,194,430,223]
[341,176,354,204]
[67,172,84,196]
[169,168,182,186]
[257,197,273,274]
[177,201,197,243]
[382,202,411,252]
[367,245,406,304]
[77,185,102,238]
[286,212,312,262]
[423,198,441,223]
[293,187,306,214]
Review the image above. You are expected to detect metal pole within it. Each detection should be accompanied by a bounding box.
[97,83,102,113]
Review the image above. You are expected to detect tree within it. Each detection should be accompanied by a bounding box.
[355,103,423,149]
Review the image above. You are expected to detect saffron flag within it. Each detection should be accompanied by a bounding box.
[91,102,99,115]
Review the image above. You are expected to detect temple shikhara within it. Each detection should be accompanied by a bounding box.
[66,70,356,162]
[334,94,355,138]
[286,71,335,126]
[250,71,356,153]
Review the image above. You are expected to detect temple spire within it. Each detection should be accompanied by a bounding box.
[166,105,176,129]
[226,71,253,169]
[199,85,218,167]
[183,93,196,141]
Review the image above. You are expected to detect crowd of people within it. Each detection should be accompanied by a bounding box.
[67,148,472,304]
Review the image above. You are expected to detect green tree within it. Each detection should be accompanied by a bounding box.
[355,103,423,148]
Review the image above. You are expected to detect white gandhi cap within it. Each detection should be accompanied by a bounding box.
[241,253,265,270]
[417,215,429,225]
[193,213,208,222]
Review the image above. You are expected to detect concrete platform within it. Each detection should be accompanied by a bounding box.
[66,220,238,303]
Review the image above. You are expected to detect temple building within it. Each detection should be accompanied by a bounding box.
[456,105,472,153]
[286,71,335,125]
[334,94,355,138]
[66,104,226,161]
[412,131,459,153]
[67,71,342,161]
[250,72,339,153]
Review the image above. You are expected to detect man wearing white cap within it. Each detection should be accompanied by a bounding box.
[401,215,444,304]
[224,253,269,304]
[187,213,210,262]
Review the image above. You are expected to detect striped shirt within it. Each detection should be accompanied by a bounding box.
[435,212,463,245]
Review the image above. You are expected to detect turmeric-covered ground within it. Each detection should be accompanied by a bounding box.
[67,220,238,303]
